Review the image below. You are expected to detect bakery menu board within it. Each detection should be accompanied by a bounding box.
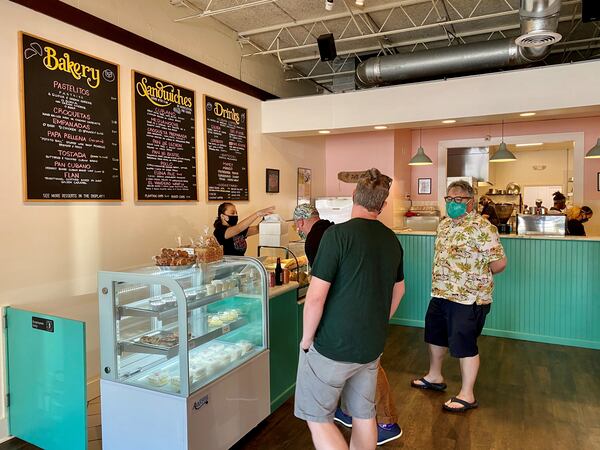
[133,71,197,201]
[20,33,121,201]
[204,96,249,201]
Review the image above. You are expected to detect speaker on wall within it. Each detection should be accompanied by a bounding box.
[582,0,600,23]
[317,33,337,62]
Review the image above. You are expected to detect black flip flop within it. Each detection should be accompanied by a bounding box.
[410,377,447,392]
[442,397,479,412]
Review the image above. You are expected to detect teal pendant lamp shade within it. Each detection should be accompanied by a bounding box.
[409,129,433,166]
[489,120,516,163]
[490,142,517,162]
[585,138,600,158]
[409,146,433,166]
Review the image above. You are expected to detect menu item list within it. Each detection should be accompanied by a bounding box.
[205,95,249,201]
[21,33,121,201]
[133,72,197,201]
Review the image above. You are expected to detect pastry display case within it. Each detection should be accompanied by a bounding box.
[98,256,270,450]
[258,242,309,297]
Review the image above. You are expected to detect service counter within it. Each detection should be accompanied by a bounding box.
[268,282,303,412]
[394,231,600,350]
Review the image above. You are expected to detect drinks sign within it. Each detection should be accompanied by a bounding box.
[20,33,121,201]
[133,71,197,201]
[204,95,249,201]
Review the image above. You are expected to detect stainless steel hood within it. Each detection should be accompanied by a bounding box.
[447,147,490,183]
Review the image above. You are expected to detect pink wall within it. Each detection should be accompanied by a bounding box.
[410,117,600,201]
[325,131,396,225]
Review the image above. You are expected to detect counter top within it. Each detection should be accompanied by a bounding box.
[394,229,600,242]
[269,281,299,298]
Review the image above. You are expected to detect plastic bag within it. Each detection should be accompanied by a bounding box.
[194,226,224,264]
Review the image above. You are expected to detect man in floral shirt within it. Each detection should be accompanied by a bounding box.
[411,180,506,412]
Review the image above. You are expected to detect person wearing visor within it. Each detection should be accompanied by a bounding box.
[567,205,593,236]
[213,202,275,256]
[411,180,506,413]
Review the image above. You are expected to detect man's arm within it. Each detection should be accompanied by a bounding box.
[490,257,507,274]
[389,280,405,319]
[300,276,331,351]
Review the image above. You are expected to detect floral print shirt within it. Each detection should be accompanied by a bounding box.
[431,212,505,305]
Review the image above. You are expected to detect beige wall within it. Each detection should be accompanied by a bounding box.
[490,147,574,193]
[60,0,316,99]
[0,2,326,382]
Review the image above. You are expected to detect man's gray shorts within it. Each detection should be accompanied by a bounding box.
[294,344,380,423]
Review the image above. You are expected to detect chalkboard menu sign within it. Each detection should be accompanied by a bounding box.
[133,71,197,201]
[204,95,249,201]
[20,33,121,201]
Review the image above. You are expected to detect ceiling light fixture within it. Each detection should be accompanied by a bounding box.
[374,125,388,130]
[520,112,536,117]
[318,130,331,134]
[408,129,433,166]
[515,142,543,147]
[355,0,365,5]
[442,119,456,124]
[325,0,334,11]
[585,138,600,158]
[490,121,517,163]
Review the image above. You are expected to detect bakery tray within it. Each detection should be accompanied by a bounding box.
[118,317,248,358]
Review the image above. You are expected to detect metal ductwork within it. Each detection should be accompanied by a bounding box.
[356,0,562,87]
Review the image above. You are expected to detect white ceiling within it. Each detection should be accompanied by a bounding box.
[169,0,600,93]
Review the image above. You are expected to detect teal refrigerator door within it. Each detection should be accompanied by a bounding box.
[6,307,87,450]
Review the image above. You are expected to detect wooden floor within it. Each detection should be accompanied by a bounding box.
[233,326,600,450]
[3,326,600,450]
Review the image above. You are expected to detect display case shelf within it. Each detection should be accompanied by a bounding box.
[119,317,249,358]
[118,288,240,321]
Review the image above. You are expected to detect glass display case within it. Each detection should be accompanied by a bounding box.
[99,257,268,397]
[258,242,309,296]
[99,257,270,450]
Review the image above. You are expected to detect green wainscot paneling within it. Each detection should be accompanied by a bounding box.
[392,234,600,350]
[269,289,300,412]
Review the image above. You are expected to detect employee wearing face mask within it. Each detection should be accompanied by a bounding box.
[213,202,275,256]
[566,206,594,236]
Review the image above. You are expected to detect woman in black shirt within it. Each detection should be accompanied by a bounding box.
[567,206,593,236]
[213,202,275,256]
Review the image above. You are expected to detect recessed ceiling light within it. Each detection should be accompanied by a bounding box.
[318,130,331,134]
[515,142,543,147]
[374,125,388,130]
[520,112,536,117]
[441,119,456,124]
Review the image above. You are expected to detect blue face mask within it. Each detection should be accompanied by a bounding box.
[446,201,468,219]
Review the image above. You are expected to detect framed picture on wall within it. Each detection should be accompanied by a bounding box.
[418,178,432,195]
[266,168,280,193]
[297,167,312,204]
[597,172,600,192]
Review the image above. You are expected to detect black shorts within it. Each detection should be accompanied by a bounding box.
[424,297,491,358]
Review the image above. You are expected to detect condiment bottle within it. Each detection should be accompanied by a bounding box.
[275,258,283,286]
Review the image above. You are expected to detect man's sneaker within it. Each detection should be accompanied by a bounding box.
[333,408,352,428]
[377,423,403,446]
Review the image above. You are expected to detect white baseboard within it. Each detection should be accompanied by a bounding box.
[87,377,100,402]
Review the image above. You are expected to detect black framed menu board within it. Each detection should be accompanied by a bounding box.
[20,32,121,201]
[204,95,249,201]
[133,71,197,201]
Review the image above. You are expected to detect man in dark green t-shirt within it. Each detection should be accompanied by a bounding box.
[294,168,405,450]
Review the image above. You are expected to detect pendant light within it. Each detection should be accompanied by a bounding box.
[585,138,600,158]
[489,120,517,163]
[408,129,433,166]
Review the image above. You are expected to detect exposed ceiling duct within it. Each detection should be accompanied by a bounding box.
[356,0,563,88]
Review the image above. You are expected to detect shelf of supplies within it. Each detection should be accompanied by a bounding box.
[118,317,248,358]
[118,288,240,321]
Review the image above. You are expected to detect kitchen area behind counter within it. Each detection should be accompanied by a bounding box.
[393,231,600,350]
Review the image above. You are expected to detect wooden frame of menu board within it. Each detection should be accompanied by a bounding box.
[131,70,199,202]
[203,95,250,202]
[18,31,123,202]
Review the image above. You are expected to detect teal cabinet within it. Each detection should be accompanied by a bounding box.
[393,234,600,350]
[269,289,300,412]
